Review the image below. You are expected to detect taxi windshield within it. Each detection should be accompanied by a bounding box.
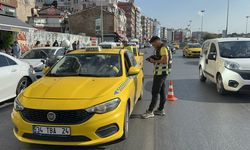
[21,49,54,59]
[219,41,250,58]
[47,54,122,77]
[188,44,201,48]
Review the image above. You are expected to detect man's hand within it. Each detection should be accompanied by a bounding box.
[149,58,155,63]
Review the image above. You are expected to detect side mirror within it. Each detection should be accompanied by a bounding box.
[43,66,50,74]
[208,53,216,60]
[128,66,140,76]
[139,52,144,56]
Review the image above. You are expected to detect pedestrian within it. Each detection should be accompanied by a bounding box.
[141,36,171,119]
[76,40,80,49]
[52,40,59,47]
[72,41,77,50]
[12,41,21,58]
[122,38,133,53]
[45,41,51,47]
[34,41,41,47]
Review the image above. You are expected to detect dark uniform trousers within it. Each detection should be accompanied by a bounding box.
[148,75,167,112]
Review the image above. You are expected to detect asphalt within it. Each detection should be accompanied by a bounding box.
[1,48,250,150]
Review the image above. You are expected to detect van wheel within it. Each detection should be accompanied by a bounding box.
[216,74,226,95]
[199,67,206,82]
[121,104,129,140]
[16,77,30,95]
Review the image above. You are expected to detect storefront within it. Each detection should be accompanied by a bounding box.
[0,1,34,53]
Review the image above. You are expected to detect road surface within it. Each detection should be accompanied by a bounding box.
[1,48,250,150]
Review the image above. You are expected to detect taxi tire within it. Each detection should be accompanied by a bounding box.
[121,104,129,140]
[199,67,206,82]
[16,77,30,95]
[216,74,227,95]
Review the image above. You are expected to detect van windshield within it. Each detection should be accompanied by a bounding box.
[219,41,250,58]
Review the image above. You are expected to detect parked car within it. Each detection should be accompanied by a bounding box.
[199,38,250,94]
[0,52,36,103]
[12,47,144,146]
[183,43,202,57]
[168,43,176,54]
[20,47,66,78]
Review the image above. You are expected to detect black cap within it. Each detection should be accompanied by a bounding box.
[149,36,161,43]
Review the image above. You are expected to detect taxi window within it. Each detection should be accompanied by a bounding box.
[133,47,138,56]
[126,51,137,66]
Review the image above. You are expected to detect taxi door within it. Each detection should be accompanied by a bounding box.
[125,52,143,103]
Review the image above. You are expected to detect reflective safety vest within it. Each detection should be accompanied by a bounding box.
[153,46,172,76]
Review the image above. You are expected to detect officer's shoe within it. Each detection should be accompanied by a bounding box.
[154,109,166,116]
[141,111,154,119]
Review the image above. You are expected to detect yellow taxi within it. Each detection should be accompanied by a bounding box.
[173,43,180,49]
[131,46,144,67]
[12,46,144,146]
[183,43,202,57]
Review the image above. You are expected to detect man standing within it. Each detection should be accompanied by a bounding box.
[142,36,170,119]
[12,41,21,58]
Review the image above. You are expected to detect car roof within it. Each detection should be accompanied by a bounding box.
[210,37,250,42]
[69,49,125,55]
[31,47,64,50]
[99,42,117,45]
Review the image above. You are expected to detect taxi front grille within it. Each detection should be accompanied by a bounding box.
[21,108,94,125]
[23,133,91,142]
[237,70,250,80]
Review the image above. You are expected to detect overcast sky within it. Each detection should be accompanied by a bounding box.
[135,0,250,33]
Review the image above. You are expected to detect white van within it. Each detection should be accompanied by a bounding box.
[199,38,250,94]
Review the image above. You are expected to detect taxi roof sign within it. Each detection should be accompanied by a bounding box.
[85,46,102,52]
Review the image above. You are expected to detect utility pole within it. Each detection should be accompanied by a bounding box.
[225,0,230,37]
[200,10,205,42]
[100,0,104,42]
[246,16,249,35]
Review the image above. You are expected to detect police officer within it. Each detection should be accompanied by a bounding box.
[142,36,171,119]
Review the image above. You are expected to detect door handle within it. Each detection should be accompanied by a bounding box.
[11,69,17,72]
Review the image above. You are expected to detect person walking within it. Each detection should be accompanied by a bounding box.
[45,41,51,47]
[52,40,59,47]
[12,41,21,58]
[142,36,171,119]
[72,41,77,50]
[34,41,41,47]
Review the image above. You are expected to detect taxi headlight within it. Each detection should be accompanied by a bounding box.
[85,98,120,114]
[224,61,240,70]
[14,97,24,111]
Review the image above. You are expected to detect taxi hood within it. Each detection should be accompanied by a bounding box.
[23,77,123,99]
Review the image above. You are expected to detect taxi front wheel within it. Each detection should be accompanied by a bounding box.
[121,104,129,140]
[216,74,227,95]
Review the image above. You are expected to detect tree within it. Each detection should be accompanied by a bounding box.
[203,33,218,41]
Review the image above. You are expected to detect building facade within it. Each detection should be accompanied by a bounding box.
[27,6,65,32]
[135,6,142,39]
[118,1,136,39]
[69,6,126,37]
[141,15,154,41]
[160,27,167,40]
[16,0,35,22]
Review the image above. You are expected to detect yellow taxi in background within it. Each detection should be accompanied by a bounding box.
[12,46,144,146]
[173,43,180,49]
[131,46,144,67]
[183,43,202,57]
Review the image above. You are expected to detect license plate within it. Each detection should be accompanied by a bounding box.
[33,126,71,136]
